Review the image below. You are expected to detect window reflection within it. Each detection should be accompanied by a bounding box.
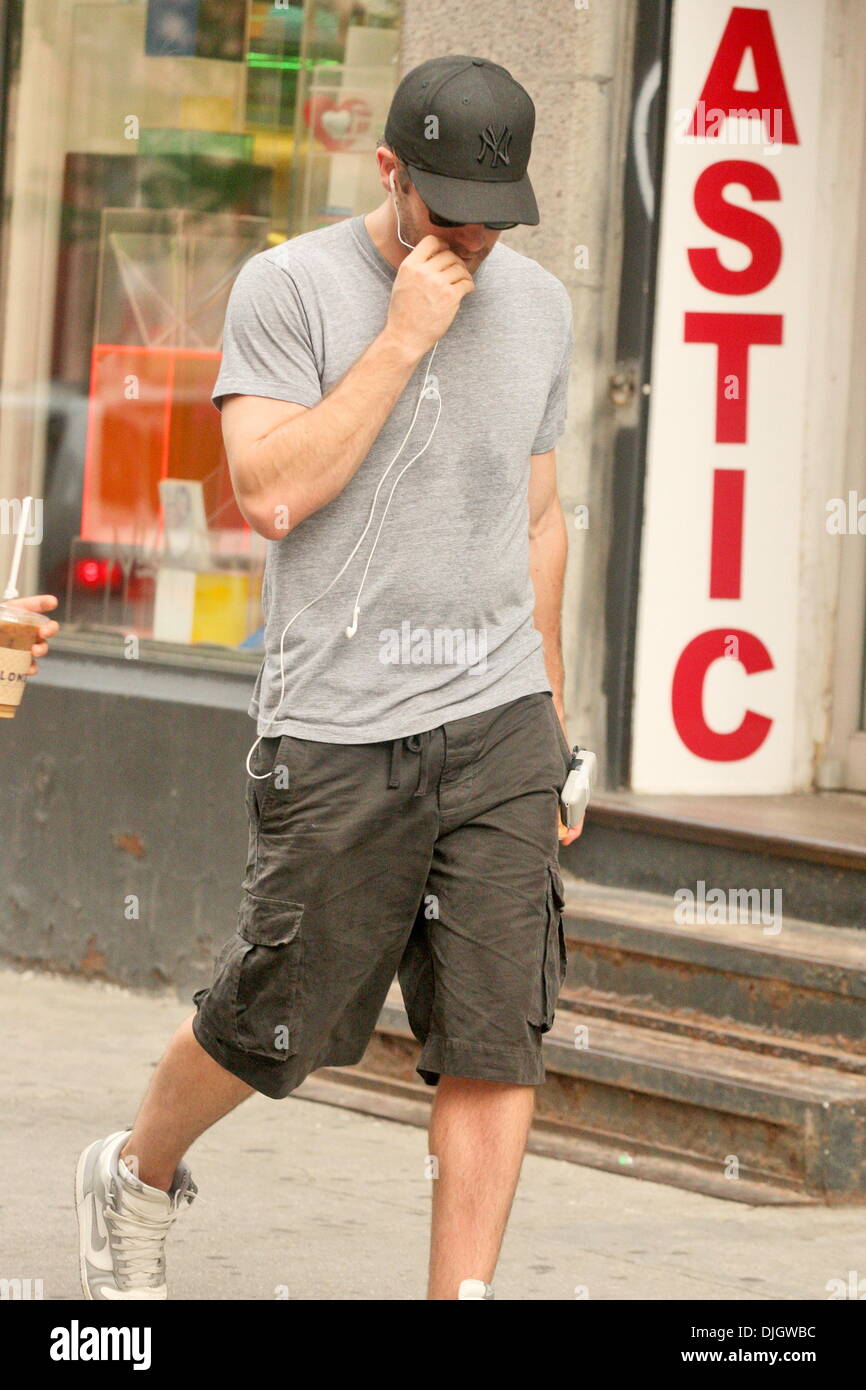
[0,0,399,654]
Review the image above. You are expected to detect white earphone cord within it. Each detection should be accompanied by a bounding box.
[391,168,415,250]
[246,171,434,779]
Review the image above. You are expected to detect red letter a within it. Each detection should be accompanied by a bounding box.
[687,6,799,145]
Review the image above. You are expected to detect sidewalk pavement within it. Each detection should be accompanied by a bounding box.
[1,966,863,1302]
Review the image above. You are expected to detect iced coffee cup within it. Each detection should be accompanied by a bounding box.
[0,602,42,718]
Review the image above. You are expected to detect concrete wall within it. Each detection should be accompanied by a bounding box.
[398,1,637,772]
[1,678,252,991]
[803,0,866,792]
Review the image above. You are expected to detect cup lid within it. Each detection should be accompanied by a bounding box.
[0,602,43,627]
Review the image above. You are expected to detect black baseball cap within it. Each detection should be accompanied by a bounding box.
[384,55,539,227]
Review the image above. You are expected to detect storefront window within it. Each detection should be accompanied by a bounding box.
[0,0,399,659]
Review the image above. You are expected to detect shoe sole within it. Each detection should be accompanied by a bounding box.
[74,1142,96,1301]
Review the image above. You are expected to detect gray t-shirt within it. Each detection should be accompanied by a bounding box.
[213,214,572,743]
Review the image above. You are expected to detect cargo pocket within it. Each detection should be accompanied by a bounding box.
[527,862,568,1032]
[220,892,305,1061]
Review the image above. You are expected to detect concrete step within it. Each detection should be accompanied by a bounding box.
[566,793,866,931]
[560,985,866,1074]
[562,877,866,1050]
[313,981,866,1205]
[295,1069,817,1207]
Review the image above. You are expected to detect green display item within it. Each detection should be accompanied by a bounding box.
[139,129,253,160]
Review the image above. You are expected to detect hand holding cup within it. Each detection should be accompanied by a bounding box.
[0,594,59,718]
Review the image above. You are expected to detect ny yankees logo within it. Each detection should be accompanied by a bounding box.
[477,124,512,167]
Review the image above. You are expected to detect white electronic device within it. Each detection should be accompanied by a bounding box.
[559,746,598,827]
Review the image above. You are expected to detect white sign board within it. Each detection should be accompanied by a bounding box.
[632,0,825,792]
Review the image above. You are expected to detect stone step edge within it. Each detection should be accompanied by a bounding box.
[295,1069,821,1208]
[559,985,866,1073]
[561,877,866,982]
[582,797,866,873]
[378,993,866,1110]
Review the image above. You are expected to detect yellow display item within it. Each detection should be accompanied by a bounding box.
[190,571,258,647]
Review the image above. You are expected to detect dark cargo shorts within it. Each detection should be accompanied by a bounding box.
[192,691,572,1099]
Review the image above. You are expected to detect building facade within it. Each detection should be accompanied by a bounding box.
[0,0,864,987]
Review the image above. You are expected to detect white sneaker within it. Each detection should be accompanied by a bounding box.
[457,1278,495,1300]
[75,1129,197,1300]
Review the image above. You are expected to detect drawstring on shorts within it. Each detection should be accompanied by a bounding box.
[388,731,431,797]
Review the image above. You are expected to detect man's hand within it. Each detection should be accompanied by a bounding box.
[5,594,59,676]
[558,814,584,847]
[555,703,584,846]
[385,235,475,358]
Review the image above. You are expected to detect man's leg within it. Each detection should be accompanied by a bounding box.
[427,1077,536,1300]
[120,1015,254,1192]
[398,694,571,1301]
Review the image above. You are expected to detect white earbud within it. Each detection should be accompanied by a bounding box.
[390,169,415,250]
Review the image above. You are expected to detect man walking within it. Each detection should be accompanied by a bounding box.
[77,54,579,1302]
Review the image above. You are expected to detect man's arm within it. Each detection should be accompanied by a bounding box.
[221,236,474,541]
[528,449,568,727]
[529,450,583,844]
[221,333,418,540]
